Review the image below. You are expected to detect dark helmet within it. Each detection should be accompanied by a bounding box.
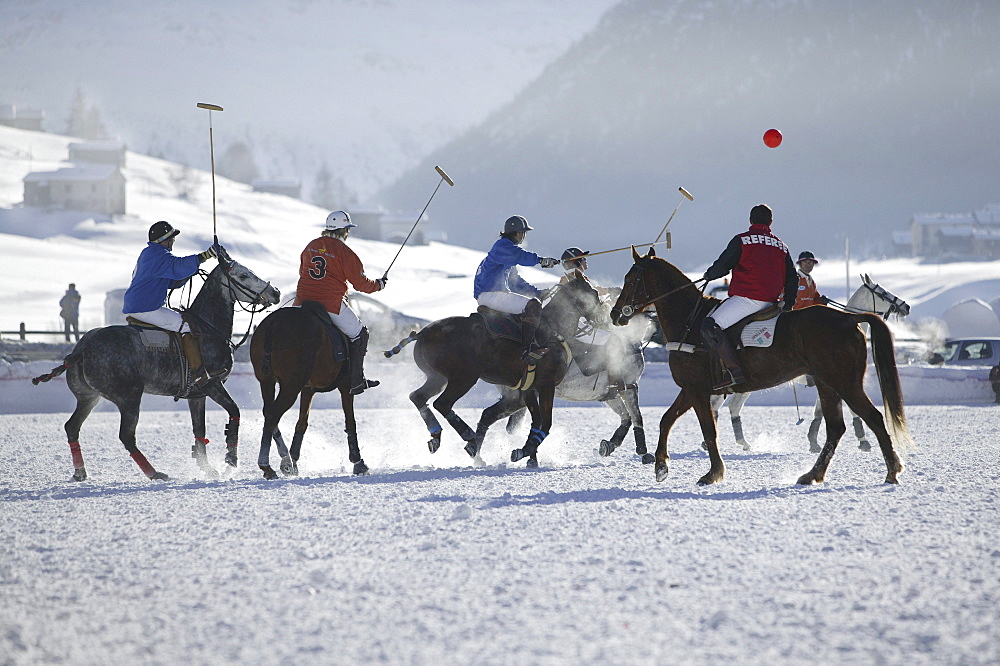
[561,247,589,269]
[749,204,772,226]
[797,250,818,263]
[503,215,533,234]
[148,220,179,243]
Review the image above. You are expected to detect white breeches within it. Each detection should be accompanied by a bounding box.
[328,303,363,340]
[711,295,773,330]
[477,291,534,315]
[124,307,191,333]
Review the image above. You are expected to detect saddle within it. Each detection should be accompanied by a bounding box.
[473,306,523,343]
[725,303,782,350]
[125,316,195,398]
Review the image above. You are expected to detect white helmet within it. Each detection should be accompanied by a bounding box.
[324,210,356,231]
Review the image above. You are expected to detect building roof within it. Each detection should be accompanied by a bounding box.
[23,164,121,184]
[69,141,126,152]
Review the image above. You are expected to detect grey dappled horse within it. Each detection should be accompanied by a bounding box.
[32,255,280,481]
[502,306,657,464]
[707,274,910,452]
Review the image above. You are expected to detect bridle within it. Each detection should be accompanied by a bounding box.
[828,281,909,319]
[612,260,706,322]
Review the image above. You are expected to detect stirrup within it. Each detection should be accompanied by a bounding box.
[713,368,746,391]
[350,379,380,395]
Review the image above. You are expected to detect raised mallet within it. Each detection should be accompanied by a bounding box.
[653,186,694,246]
[196,102,223,243]
[382,166,454,280]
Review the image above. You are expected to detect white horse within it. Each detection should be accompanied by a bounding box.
[503,310,657,463]
[707,275,910,452]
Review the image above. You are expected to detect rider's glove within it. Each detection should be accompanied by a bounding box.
[198,246,218,263]
[819,295,830,305]
[781,302,794,312]
[376,277,388,290]
[538,257,559,269]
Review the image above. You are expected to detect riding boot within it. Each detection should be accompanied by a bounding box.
[348,327,380,395]
[700,317,746,390]
[520,299,548,363]
[180,332,211,389]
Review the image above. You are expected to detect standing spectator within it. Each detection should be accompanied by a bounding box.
[60,283,82,342]
[990,364,1000,404]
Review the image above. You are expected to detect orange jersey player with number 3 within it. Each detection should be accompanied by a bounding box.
[293,210,386,394]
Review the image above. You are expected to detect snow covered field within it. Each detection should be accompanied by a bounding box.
[2,403,998,664]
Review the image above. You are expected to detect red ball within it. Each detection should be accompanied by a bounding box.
[763,128,782,148]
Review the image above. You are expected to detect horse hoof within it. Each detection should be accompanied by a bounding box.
[641,453,655,465]
[464,439,482,459]
[525,457,539,468]
[71,467,88,482]
[654,462,669,482]
[738,440,751,451]
[260,465,278,480]
[150,472,170,481]
[859,441,872,452]
[353,461,370,476]
[510,448,526,463]
[280,456,298,476]
[598,439,616,457]
[796,472,818,485]
[225,446,238,467]
[428,436,441,454]
[809,444,821,453]
[700,441,708,451]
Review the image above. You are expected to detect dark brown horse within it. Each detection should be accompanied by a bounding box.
[610,247,913,486]
[386,271,603,466]
[250,303,369,480]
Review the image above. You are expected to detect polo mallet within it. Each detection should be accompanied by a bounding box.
[792,382,804,424]
[564,239,671,262]
[196,102,223,245]
[382,166,454,280]
[653,187,694,246]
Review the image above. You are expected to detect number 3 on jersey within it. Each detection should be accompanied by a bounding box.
[309,255,327,280]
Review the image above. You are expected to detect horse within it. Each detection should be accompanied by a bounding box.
[501,302,657,464]
[385,271,600,467]
[610,247,913,485]
[706,274,911,452]
[31,253,280,481]
[249,303,370,480]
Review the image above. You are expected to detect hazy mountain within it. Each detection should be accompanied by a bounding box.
[0,0,616,201]
[378,0,1000,282]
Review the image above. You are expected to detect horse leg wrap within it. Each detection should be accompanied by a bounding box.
[68,441,84,469]
[192,437,210,461]
[444,410,476,443]
[130,451,157,479]
[807,417,822,446]
[290,430,305,462]
[272,429,289,458]
[633,427,647,454]
[225,417,240,446]
[852,416,866,440]
[511,428,547,463]
[418,405,442,434]
[346,430,361,464]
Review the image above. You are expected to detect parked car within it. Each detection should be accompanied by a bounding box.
[928,337,1000,366]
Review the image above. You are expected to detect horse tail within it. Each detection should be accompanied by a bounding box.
[383,330,420,359]
[31,353,78,385]
[859,313,915,451]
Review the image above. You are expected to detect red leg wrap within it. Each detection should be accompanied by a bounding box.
[130,451,157,478]
[68,441,84,469]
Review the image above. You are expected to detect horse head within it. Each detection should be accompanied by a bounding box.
[611,246,662,325]
[219,257,281,308]
[545,270,607,332]
[850,274,910,318]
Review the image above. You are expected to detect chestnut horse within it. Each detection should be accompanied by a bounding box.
[611,247,913,486]
[250,303,369,480]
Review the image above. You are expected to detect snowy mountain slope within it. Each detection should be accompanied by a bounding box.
[0,124,556,333]
[379,0,1000,281]
[0,0,618,199]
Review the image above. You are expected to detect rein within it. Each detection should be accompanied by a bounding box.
[617,268,707,318]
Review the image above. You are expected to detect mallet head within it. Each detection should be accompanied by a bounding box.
[435,166,454,187]
[679,186,693,201]
[197,103,224,111]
